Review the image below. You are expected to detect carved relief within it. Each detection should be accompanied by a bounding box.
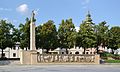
[37,54,95,63]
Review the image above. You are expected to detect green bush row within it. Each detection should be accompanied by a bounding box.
[100,52,120,60]
[105,60,120,63]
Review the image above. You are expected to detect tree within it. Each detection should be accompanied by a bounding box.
[36,20,58,53]
[78,12,96,54]
[12,28,21,43]
[19,18,30,50]
[0,20,15,58]
[35,25,42,49]
[58,18,76,53]
[108,26,120,54]
[95,21,109,53]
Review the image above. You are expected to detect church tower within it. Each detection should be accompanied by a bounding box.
[83,11,94,24]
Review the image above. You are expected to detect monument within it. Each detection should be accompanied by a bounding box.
[20,11,37,64]
[20,11,100,65]
[30,11,36,50]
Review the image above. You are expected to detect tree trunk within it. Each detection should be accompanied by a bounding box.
[111,49,114,54]
[83,47,86,54]
[46,49,49,54]
[26,47,27,51]
[66,48,68,54]
[96,46,99,54]
[1,48,4,58]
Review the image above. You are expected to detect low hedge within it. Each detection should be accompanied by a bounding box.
[112,56,120,60]
[105,60,120,63]
[100,52,120,60]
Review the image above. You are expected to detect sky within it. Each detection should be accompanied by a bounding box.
[0,0,120,30]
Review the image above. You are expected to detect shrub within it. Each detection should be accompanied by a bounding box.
[112,56,120,60]
[100,52,113,57]
[105,60,120,63]
[101,52,120,60]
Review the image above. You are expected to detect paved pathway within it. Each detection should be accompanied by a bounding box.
[0,64,120,72]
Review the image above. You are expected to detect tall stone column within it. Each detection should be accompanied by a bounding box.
[20,11,37,65]
[30,11,36,50]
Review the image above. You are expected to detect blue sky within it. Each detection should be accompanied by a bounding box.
[0,0,120,29]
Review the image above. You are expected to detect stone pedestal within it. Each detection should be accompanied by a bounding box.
[30,50,37,64]
[95,54,100,64]
[20,50,37,64]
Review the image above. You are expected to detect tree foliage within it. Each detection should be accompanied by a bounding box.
[58,18,76,51]
[1,11,120,55]
[78,12,96,54]
[108,26,120,53]
[36,20,58,52]
[0,20,15,58]
[95,21,109,53]
[19,18,30,49]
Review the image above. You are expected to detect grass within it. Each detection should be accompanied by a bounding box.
[105,60,120,63]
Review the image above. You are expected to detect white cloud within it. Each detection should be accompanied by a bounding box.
[0,8,12,11]
[82,0,90,5]
[16,4,28,14]
[75,27,79,32]
[81,0,91,9]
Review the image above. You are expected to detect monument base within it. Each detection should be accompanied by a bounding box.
[20,50,37,64]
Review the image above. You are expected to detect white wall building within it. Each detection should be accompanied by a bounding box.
[69,47,96,54]
[0,42,27,58]
[68,47,83,54]
[1,44,120,58]
[0,47,21,58]
[49,47,96,55]
[49,48,66,54]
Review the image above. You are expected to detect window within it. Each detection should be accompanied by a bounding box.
[86,52,88,54]
[86,50,89,51]
[75,52,79,54]
[90,52,92,54]
[13,47,16,50]
[13,53,16,57]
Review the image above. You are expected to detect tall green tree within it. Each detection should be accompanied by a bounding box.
[0,20,15,58]
[19,18,30,50]
[12,28,21,43]
[36,20,58,53]
[78,12,96,54]
[108,26,120,54]
[58,18,76,53]
[36,25,42,49]
[95,21,109,53]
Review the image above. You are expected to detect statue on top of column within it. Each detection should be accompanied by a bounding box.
[31,10,36,22]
